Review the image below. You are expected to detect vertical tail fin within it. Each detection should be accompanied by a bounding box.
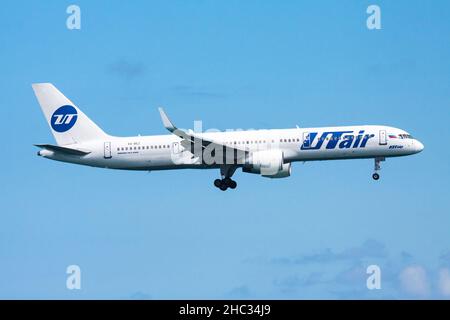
[32,83,107,146]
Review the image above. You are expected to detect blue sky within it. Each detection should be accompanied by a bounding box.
[1,0,449,299]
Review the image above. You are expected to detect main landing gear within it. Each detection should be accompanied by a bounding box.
[214,177,237,191]
[214,166,238,191]
[372,157,385,181]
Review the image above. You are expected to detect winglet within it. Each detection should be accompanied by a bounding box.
[158,107,177,133]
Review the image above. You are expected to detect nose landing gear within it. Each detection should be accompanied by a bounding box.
[372,157,384,181]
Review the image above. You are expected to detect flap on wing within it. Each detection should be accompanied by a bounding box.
[34,144,91,156]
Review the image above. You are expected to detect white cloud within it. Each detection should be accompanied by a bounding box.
[438,268,450,297]
[399,265,430,297]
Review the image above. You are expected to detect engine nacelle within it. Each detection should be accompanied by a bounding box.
[243,150,291,179]
[268,163,291,178]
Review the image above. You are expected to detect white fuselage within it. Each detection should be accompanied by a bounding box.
[38,125,424,171]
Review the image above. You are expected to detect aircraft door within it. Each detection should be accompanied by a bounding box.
[104,141,112,159]
[379,130,387,145]
[172,142,181,154]
[302,132,311,148]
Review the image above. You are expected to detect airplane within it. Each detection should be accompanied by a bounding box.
[32,83,424,191]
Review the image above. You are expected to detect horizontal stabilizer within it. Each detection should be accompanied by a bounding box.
[34,144,91,156]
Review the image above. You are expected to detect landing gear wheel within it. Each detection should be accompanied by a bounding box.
[216,166,238,191]
[219,184,228,191]
[372,158,384,181]
[222,177,237,189]
[214,177,237,190]
[214,179,222,188]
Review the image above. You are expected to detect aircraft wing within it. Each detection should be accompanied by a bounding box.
[158,108,248,160]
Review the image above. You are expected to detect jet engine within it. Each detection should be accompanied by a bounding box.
[243,150,291,178]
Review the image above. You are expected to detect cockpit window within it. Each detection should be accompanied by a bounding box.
[399,134,413,139]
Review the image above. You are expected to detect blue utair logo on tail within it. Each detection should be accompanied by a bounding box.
[51,105,78,132]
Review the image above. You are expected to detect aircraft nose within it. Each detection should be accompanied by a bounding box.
[414,140,424,153]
